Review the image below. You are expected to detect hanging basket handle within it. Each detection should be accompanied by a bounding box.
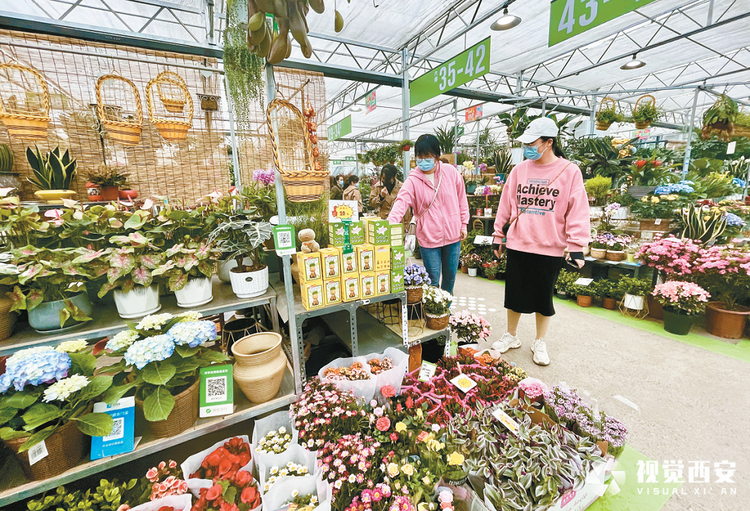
[145,76,193,123]
[597,97,616,115]
[634,94,655,111]
[0,63,51,118]
[155,71,188,103]
[266,98,314,176]
[95,74,143,125]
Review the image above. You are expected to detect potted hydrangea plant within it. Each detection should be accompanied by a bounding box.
[652,281,710,335]
[404,264,431,304]
[0,342,113,480]
[422,285,452,330]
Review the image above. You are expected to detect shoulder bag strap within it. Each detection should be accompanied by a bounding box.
[410,166,443,228]
[504,161,572,234]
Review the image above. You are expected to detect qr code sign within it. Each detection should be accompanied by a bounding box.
[277,231,292,248]
[206,376,228,403]
[104,417,125,441]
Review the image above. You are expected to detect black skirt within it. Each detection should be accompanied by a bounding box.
[504,248,564,317]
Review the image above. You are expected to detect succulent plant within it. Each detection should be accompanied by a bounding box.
[26,145,78,190]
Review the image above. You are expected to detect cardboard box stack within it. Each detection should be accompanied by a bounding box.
[298,252,324,311]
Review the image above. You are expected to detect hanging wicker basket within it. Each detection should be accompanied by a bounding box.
[146,75,193,142]
[633,94,656,130]
[595,97,616,131]
[267,98,328,202]
[96,74,143,146]
[0,63,51,140]
[155,71,188,113]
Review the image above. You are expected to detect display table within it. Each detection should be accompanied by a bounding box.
[584,256,647,278]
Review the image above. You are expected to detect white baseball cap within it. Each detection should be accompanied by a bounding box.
[516,117,559,144]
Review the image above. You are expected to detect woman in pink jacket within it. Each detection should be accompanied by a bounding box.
[388,134,469,294]
[491,117,590,366]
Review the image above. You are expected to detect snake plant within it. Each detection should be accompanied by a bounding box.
[681,203,727,245]
[26,145,78,190]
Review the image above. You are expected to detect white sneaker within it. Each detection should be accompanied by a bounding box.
[531,338,550,366]
[492,332,521,353]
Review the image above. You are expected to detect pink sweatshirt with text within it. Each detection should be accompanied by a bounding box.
[492,158,590,257]
[388,162,470,249]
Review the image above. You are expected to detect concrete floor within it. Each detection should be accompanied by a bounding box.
[448,272,749,511]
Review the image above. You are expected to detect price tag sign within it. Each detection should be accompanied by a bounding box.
[549,0,658,46]
[465,104,483,123]
[410,37,491,107]
[574,277,593,286]
[366,90,377,113]
[418,361,437,382]
[474,235,494,246]
[491,407,520,436]
[28,440,49,466]
[450,374,477,393]
[328,115,352,142]
[329,200,359,222]
[273,225,297,256]
[727,141,737,155]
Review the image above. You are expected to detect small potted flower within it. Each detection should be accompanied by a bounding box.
[652,281,710,335]
[617,276,652,317]
[153,238,223,308]
[590,233,610,259]
[449,310,491,345]
[422,285,452,330]
[444,451,468,485]
[482,260,500,280]
[461,253,482,277]
[404,264,431,304]
[572,283,594,308]
[606,234,631,262]
[399,139,413,152]
[85,163,129,202]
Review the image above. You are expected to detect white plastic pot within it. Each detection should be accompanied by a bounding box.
[114,285,161,319]
[229,265,269,298]
[218,257,253,283]
[468,268,478,277]
[612,206,630,220]
[174,277,213,308]
[623,293,645,311]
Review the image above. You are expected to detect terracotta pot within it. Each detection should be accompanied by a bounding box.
[647,295,664,320]
[5,414,87,480]
[577,295,592,307]
[602,297,616,310]
[232,332,287,404]
[461,265,468,274]
[487,275,496,281]
[119,189,138,200]
[136,380,199,438]
[705,301,750,339]
[100,186,119,201]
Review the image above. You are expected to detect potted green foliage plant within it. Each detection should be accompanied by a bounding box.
[584,175,612,208]
[153,238,223,308]
[572,284,594,307]
[209,218,273,298]
[26,146,78,204]
[701,94,738,142]
[85,164,129,201]
[632,96,660,129]
[399,139,413,152]
[595,98,623,131]
[422,285,452,330]
[617,276,652,314]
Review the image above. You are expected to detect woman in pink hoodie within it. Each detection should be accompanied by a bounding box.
[388,134,469,294]
[491,118,590,366]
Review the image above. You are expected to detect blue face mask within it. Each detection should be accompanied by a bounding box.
[338,180,344,187]
[523,144,547,161]
[416,158,436,172]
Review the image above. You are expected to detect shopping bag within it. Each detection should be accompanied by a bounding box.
[180,435,254,497]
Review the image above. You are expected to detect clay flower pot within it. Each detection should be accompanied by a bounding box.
[705,301,750,339]
[577,295,592,307]
[232,332,287,404]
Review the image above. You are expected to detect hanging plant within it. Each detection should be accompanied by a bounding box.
[701,94,738,142]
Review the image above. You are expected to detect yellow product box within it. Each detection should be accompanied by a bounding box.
[376,271,390,296]
[297,252,322,283]
[390,223,404,246]
[340,249,358,274]
[300,280,325,311]
[324,279,342,306]
[342,275,360,302]
[357,244,375,273]
[360,272,377,299]
[319,247,342,279]
[374,245,391,271]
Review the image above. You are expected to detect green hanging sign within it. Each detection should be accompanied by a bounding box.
[328,115,352,142]
[549,0,658,46]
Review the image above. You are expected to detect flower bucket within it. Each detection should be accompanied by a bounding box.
[406,286,423,304]
[577,295,592,308]
[425,312,449,330]
[175,277,213,308]
[468,268,478,277]
[114,284,161,319]
[232,332,286,404]
[181,435,253,496]
[662,309,694,336]
[28,292,92,333]
[229,265,269,298]
[590,247,607,259]
[136,380,199,439]
[4,415,87,480]
[705,301,750,339]
[606,250,625,262]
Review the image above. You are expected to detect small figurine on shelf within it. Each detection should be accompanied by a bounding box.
[298,228,320,253]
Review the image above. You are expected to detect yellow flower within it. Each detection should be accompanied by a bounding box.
[401,463,415,476]
[665,194,677,201]
[641,196,648,202]
[387,463,399,478]
[448,452,465,466]
[427,439,444,451]
[422,476,431,485]
[651,197,660,203]
[395,422,407,433]
[416,408,423,418]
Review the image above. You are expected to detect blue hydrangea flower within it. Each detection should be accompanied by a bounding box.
[1,347,71,392]
[167,320,217,348]
[654,186,670,195]
[733,178,746,188]
[0,373,10,394]
[124,335,175,370]
[725,212,745,227]
[655,183,694,195]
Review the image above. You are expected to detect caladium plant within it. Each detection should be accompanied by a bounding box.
[97,232,164,298]
[0,246,99,328]
[152,237,223,291]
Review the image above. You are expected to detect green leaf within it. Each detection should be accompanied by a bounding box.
[74,412,114,437]
[175,345,200,358]
[224,486,237,504]
[0,407,19,426]
[102,381,137,405]
[3,391,41,409]
[85,375,113,399]
[69,353,97,376]
[18,425,56,452]
[142,361,176,386]
[0,426,28,441]
[142,386,175,422]
[197,350,231,365]
[21,403,63,431]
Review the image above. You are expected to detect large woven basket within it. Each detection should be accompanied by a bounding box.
[96,74,143,146]
[155,71,188,113]
[0,63,51,140]
[136,379,198,438]
[267,98,328,202]
[146,74,193,143]
[633,94,655,130]
[5,414,87,480]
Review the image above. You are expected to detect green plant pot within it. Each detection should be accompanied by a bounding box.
[662,309,694,336]
[466,183,477,195]
[27,292,92,333]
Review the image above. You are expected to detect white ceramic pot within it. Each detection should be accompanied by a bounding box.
[218,257,253,283]
[229,265,269,298]
[114,285,161,319]
[468,268,478,277]
[612,206,630,220]
[484,208,492,217]
[174,277,213,308]
[623,294,645,311]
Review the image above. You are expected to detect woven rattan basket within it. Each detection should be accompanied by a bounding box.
[267,98,328,202]
[155,71,188,113]
[96,74,143,146]
[0,63,51,140]
[406,285,423,304]
[595,97,616,131]
[425,312,450,330]
[633,94,655,129]
[0,293,16,341]
[136,379,198,438]
[146,75,193,142]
